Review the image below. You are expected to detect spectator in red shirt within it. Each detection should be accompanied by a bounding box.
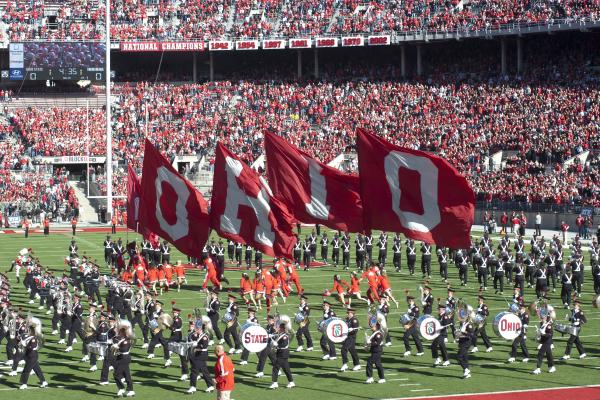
[214,345,234,400]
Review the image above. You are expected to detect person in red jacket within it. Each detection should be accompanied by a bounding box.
[214,345,234,400]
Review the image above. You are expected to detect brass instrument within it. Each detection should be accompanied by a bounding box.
[363,331,371,350]
[84,313,98,338]
[456,299,475,323]
[592,294,600,309]
[155,313,173,334]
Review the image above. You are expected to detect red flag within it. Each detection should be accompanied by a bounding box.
[139,139,210,258]
[210,142,296,258]
[264,131,363,232]
[126,165,145,234]
[356,128,474,248]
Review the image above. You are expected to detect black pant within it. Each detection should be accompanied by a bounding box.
[366,247,373,262]
[536,341,554,368]
[24,227,29,238]
[478,269,488,287]
[565,334,585,356]
[310,244,317,259]
[511,334,529,358]
[457,338,471,370]
[536,280,548,298]
[320,335,336,357]
[403,325,423,352]
[472,326,492,349]
[493,273,504,292]
[573,272,582,293]
[321,246,328,261]
[356,252,365,270]
[515,275,525,293]
[526,268,535,287]
[293,250,301,265]
[190,353,213,388]
[459,266,468,284]
[439,263,448,280]
[342,252,350,270]
[111,225,116,234]
[366,352,384,379]
[303,252,312,270]
[594,278,600,295]
[20,353,45,385]
[148,331,169,359]
[131,312,148,343]
[235,250,242,265]
[431,335,449,361]
[561,285,573,305]
[100,350,115,382]
[548,268,557,289]
[378,251,386,266]
[332,249,339,265]
[393,254,401,271]
[257,345,276,372]
[68,319,84,346]
[272,357,293,383]
[59,315,71,339]
[72,226,76,235]
[114,355,133,391]
[224,323,240,350]
[407,256,416,274]
[535,224,541,236]
[341,336,359,366]
[209,315,223,340]
[296,325,313,348]
[421,256,431,276]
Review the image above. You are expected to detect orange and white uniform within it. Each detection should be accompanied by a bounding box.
[175,263,185,279]
[254,276,265,295]
[350,276,361,295]
[240,278,253,295]
[202,257,220,289]
[135,263,146,287]
[333,279,350,294]
[147,267,158,284]
[158,267,166,283]
[286,262,303,294]
[164,263,174,284]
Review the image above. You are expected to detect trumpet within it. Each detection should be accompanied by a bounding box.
[363,331,371,350]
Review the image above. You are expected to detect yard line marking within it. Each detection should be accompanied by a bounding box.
[398,383,421,386]
[410,389,433,392]
[388,378,409,381]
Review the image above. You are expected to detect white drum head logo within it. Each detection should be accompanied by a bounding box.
[417,315,441,341]
[241,324,268,352]
[326,319,349,343]
[493,312,522,340]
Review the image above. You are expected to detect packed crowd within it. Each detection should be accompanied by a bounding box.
[1,0,599,41]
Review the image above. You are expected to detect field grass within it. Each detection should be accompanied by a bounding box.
[0,228,599,399]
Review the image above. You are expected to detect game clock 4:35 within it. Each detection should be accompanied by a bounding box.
[24,68,104,81]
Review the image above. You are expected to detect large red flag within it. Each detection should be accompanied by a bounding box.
[139,139,210,258]
[126,165,144,232]
[264,131,363,232]
[356,128,474,248]
[210,142,296,258]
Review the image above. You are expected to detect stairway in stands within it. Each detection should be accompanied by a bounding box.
[4,93,107,109]
[69,181,99,223]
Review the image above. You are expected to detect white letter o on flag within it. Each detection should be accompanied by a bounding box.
[154,166,190,241]
[383,151,441,233]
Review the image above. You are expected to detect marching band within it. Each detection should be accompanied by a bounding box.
[0,229,598,396]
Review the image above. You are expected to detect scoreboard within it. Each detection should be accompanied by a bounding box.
[9,42,105,81]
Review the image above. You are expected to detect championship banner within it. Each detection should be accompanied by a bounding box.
[356,128,474,248]
[139,139,210,258]
[262,40,286,50]
[289,38,312,49]
[315,38,338,48]
[120,42,205,52]
[264,131,364,232]
[208,41,233,51]
[341,36,364,47]
[236,40,259,50]
[367,35,390,46]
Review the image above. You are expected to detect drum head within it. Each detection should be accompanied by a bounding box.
[240,324,268,353]
[324,318,348,343]
[417,315,441,341]
[492,312,521,340]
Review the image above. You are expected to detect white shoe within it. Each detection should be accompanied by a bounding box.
[81,355,90,362]
[99,381,109,386]
[352,365,361,371]
[28,300,34,304]
[522,358,529,363]
[19,384,27,390]
[508,357,515,363]
[65,346,73,352]
[340,364,348,372]
[486,347,493,353]
[549,366,556,373]
[403,351,411,357]
[416,352,424,356]
[205,386,214,393]
[378,379,386,384]
[532,368,541,375]
[117,389,125,397]
[208,340,214,346]
[580,353,587,359]
[322,355,330,360]
[434,358,441,365]
[235,349,243,354]
[51,330,58,335]
[180,374,188,381]
[58,339,65,345]
[73,338,78,344]
[46,310,52,315]
[365,377,374,384]
[37,306,44,310]
[89,365,98,372]
[156,343,162,348]
[18,360,25,365]
[385,342,392,347]
[219,339,225,345]
[471,347,479,353]
[255,372,264,378]
[5,360,13,366]
[562,355,570,360]
[306,347,314,351]
[278,370,282,376]
[296,346,303,352]
[442,360,451,366]
[141,343,149,349]
[40,381,48,388]
[329,356,337,360]
[186,387,196,394]
[164,359,172,367]
[240,361,248,365]
[9,371,17,376]
[464,372,471,379]
[228,348,235,354]
[269,382,279,389]
[286,382,296,388]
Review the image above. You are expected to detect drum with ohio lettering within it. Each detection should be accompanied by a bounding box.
[87,342,108,357]
[168,341,193,356]
[492,312,522,340]
[400,313,415,329]
[319,317,349,343]
[239,322,269,352]
[416,315,441,341]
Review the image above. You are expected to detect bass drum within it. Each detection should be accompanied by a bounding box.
[294,312,306,325]
[399,313,414,328]
[416,315,441,341]
[320,317,349,344]
[493,312,522,340]
[239,322,268,353]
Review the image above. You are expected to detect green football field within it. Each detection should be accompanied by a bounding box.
[0,229,598,399]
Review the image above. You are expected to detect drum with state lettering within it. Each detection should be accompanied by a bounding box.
[492,312,522,340]
[239,322,269,353]
[416,315,441,341]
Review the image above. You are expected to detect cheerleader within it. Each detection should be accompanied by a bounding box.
[347,271,369,307]
[240,273,257,308]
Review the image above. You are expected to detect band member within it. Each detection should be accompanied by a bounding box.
[393,239,402,272]
[524,252,537,289]
[445,288,457,339]
[293,238,302,266]
[545,250,558,292]
[206,290,223,343]
[508,304,529,363]
[186,320,215,393]
[570,254,584,295]
[160,241,170,264]
[406,239,416,275]
[471,295,492,353]
[303,237,312,271]
[99,316,118,384]
[321,233,329,263]
[365,322,385,384]
[402,295,424,356]
[295,295,313,352]
[244,245,253,270]
[240,273,257,308]
[514,260,526,294]
[235,242,243,267]
[254,249,263,270]
[269,323,295,389]
[331,233,340,266]
[377,232,387,267]
[533,314,555,374]
[255,315,276,378]
[112,325,134,397]
[166,307,184,368]
[457,317,474,379]
[309,230,318,259]
[420,241,432,278]
[378,295,392,346]
[421,285,433,315]
[331,275,350,306]
[593,260,600,295]
[534,263,549,299]
[493,255,506,294]
[477,253,489,291]
[456,250,469,286]
[320,301,336,360]
[355,234,366,270]
[432,303,451,366]
[65,293,84,352]
[224,294,242,354]
[146,301,170,364]
[438,248,448,282]
[340,308,360,372]
[227,240,235,262]
[104,236,113,266]
[342,238,351,271]
[129,291,148,345]
[562,300,586,360]
[18,325,48,390]
[239,308,258,365]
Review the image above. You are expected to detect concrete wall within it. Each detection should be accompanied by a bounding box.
[475,209,595,231]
